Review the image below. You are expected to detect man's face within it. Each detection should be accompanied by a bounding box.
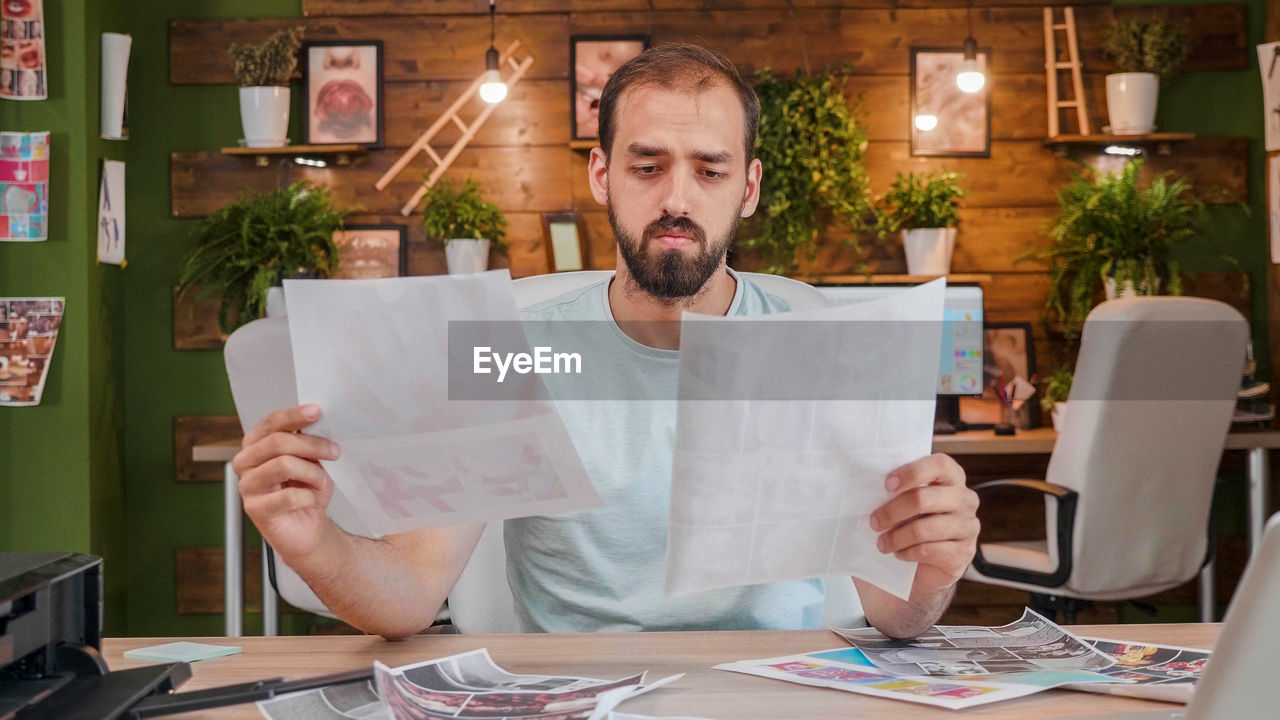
[588,81,761,299]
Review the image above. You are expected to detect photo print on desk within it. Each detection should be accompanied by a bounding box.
[0,0,45,101]
[1,297,64,406]
[0,130,47,241]
[303,40,383,147]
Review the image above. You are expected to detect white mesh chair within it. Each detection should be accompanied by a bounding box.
[224,270,866,632]
[963,297,1247,622]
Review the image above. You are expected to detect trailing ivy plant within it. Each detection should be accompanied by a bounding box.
[177,181,356,334]
[1027,159,1201,335]
[873,171,966,235]
[420,177,508,252]
[1102,15,1189,79]
[229,26,305,87]
[746,67,873,274]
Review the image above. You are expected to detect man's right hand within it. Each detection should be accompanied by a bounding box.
[232,404,342,562]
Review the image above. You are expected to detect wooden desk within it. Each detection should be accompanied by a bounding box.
[104,625,1217,719]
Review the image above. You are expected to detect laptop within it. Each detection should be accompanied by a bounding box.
[1065,512,1280,719]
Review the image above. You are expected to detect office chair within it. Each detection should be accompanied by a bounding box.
[224,269,865,632]
[963,297,1247,623]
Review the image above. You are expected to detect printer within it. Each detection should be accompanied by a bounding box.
[0,553,188,720]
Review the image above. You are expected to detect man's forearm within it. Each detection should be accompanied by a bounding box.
[854,578,956,639]
[286,523,449,640]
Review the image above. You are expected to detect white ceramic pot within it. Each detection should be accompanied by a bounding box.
[1051,402,1068,432]
[1104,274,1161,300]
[1105,73,1159,135]
[901,227,956,276]
[445,239,492,275]
[265,286,287,317]
[239,86,290,148]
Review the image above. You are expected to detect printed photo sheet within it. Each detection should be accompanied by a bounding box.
[285,272,599,536]
[665,279,946,600]
[1,296,62,406]
[832,608,1116,676]
[374,648,677,720]
[715,646,1115,711]
[1065,637,1210,704]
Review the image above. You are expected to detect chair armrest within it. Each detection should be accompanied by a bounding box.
[970,479,1079,588]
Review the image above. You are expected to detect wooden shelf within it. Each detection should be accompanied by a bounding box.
[804,273,993,285]
[220,144,368,167]
[568,140,598,150]
[1044,133,1195,156]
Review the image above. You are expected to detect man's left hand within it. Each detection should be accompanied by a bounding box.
[870,453,980,596]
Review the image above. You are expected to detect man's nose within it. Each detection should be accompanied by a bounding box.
[659,171,693,218]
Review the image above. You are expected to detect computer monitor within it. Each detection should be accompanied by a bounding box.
[816,283,984,433]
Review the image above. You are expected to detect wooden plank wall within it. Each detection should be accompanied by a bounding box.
[169,1,1252,626]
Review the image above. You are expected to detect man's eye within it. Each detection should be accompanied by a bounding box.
[702,170,726,179]
[633,166,657,175]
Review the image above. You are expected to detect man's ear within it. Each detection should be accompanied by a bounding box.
[740,157,763,218]
[587,147,609,207]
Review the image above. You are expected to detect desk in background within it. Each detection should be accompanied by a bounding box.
[194,429,1280,637]
[104,624,1219,720]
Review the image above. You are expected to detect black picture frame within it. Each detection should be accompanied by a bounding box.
[302,40,384,149]
[959,321,1039,429]
[909,46,991,158]
[570,35,649,142]
[332,224,407,278]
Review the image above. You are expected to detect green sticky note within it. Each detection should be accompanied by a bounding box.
[123,641,242,663]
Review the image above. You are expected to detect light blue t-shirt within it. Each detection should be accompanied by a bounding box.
[504,269,827,632]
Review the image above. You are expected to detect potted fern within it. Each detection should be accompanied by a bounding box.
[421,177,508,275]
[1032,159,1200,334]
[229,26,304,148]
[177,181,355,333]
[874,171,966,275]
[1041,366,1074,431]
[1102,16,1188,135]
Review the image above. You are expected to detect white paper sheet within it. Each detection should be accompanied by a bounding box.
[1270,155,1280,264]
[1260,42,1280,152]
[96,160,124,265]
[284,271,599,536]
[665,280,945,600]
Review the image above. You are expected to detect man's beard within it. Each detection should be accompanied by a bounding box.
[609,197,739,300]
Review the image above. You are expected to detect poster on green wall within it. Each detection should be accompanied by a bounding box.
[0,296,62,406]
[0,130,48,241]
[0,0,47,101]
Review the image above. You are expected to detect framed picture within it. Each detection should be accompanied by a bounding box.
[332,224,406,278]
[959,322,1039,429]
[570,35,648,141]
[910,47,990,157]
[541,212,587,272]
[302,40,383,148]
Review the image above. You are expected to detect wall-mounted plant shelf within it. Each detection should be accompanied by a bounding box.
[219,144,368,167]
[1044,133,1195,156]
[569,140,597,151]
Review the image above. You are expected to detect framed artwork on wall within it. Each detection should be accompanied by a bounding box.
[570,35,648,142]
[910,47,991,158]
[541,212,587,272]
[959,322,1039,429]
[332,224,406,278]
[302,40,384,148]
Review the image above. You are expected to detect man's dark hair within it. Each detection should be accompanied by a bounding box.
[596,42,760,166]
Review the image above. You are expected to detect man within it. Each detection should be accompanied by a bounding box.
[233,43,979,640]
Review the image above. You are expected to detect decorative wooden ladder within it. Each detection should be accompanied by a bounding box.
[375,39,535,217]
[1043,6,1090,137]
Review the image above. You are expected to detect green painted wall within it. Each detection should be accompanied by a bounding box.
[0,0,128,631]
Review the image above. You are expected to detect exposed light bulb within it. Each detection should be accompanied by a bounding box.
[956,36,985,94]
[479,46,507,104]
[914,114,938,132]
[1104,144,1141,156]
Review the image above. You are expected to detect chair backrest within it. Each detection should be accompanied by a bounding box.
[1045,297,1246,597]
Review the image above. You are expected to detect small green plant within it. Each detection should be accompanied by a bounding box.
[229,26,304,87]
[1102,16,1189,79]
[177,181,356,333]
[873,171,966,235]
[420,177,508,252]
[1027,158,1201,334]
[1041,366,1074,415]
[747,66,873,275]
